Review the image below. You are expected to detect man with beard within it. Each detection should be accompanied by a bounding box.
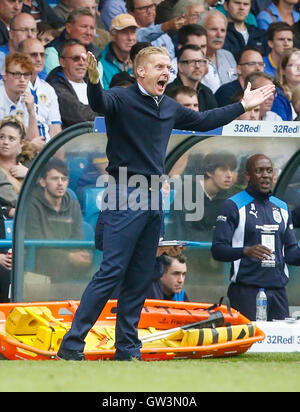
[212,154,300,321]
[26,157,91,282]
[57,46,275,361]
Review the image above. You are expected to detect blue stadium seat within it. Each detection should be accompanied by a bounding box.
[67,187,79,201]
[66,155,88,191]
[82,220,94,240]
[4,219,13,240]
[82,187,106,227]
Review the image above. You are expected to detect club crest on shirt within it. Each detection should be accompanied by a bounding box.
[15,110,24,120]
[272,209,282,224]
[38,94,47,104]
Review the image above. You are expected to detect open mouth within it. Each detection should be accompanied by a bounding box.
[157,80,167,92]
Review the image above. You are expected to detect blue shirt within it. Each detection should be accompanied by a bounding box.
[257,3,300,30]
[263,54,276,78]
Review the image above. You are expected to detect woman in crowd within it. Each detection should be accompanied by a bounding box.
[272,48,300,120]
[0,116,32,218]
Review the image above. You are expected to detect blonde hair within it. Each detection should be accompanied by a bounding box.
[134,46,170,77]
[0,115,26,140]
[275,48,300,100]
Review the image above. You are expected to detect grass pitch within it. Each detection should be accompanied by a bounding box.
[0,353,299,392]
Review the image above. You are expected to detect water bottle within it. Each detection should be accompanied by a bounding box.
[256,288,267,321]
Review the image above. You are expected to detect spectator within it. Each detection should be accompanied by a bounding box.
[0,13,40,77]
[273,47,300,120]
[22,0,65,28]
[244,71,282,120]
[166,44,218,111]
[108,40,151,87]
[18,38,62,142]
[264,22,294,77]
[169,0,207,49]
[213,0,258,27]
[101,14,138,89]
[44,7,103,78]
[168,151,237,242]
[126,0,186,78]
[257,0,300,31]
[211,153,300,321]
[54,0,111,51]
[37,22,60,47]
[168,84,200,110]
[223,0,268,61]
[149,253,189,301]
[177,23,207,52]
[198,9,238,92]
[215,46,265,106]
[292,83,300,119]
[26,157,92,282]
[99,0,128,31]
[0,52,39,141]
[0,0,23,47]
[47,39,100,128]
[176,0,206,25]
[0,115,29,219]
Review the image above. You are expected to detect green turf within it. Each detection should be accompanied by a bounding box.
[0,353,300,392]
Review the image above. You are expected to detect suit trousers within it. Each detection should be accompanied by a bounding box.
[61,185,163,359]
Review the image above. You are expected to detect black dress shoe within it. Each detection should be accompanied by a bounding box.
[56,347,85,361]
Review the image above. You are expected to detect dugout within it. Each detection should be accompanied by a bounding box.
[6,118,300,311]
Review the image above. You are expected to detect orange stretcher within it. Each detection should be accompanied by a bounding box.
[0,299,265,361]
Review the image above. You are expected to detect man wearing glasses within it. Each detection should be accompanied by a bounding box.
[0,13,39,77]
[215,45,265,107]
[166,44,218,111]
[47,39,99,128]
[0,0,23,46]
[0,51,39,141]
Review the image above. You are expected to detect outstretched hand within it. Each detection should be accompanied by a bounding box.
[242,82,275,111]
[82,51,100,84]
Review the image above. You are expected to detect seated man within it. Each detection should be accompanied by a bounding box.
[47,39,100,128]
[19,38,62,143]
[44,7,103,77]
[0,52,39,141]
[166,44,218,111]
[26,157,91,282]
[167,151,237,242]
[168,85,200,111]
[149,253,189,302]
[101,14,138,90]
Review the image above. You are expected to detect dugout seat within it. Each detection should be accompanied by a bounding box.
[82,187,106,228]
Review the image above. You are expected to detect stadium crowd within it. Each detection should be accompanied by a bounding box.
[0,0,300,323]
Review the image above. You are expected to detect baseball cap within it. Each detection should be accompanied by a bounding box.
[110,14,139,31]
